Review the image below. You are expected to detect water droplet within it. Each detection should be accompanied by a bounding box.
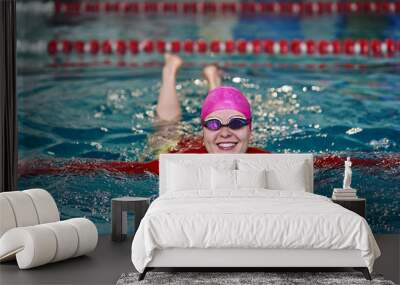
[90,142,102,150]
[194,79,202,86]
[135,113,144,119]
[281,85,293,93]
[232,77,242,83]
[145,110,155,118]
[131,90,143,97]
[346,127,363,135]
[369,138,392,150]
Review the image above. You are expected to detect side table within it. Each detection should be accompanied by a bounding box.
[332,198,366,218]
[111,197,151,242]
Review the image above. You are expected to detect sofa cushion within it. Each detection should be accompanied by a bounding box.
[0,218,98,269]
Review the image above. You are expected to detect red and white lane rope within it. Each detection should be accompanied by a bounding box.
[52,1,400,15]
[17,154,400,177]
[16,1,400,15]
[45,60,400,71]
[17,39,400,57]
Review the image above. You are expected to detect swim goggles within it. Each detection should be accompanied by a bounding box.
[202,117,250,131]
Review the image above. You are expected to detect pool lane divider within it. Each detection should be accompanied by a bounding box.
[40,39,400,57]
[18,155,400,177]
[45,60,400,71]
[51,1,400,15]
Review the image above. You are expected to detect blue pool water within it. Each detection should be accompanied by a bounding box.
[17,4,400,234]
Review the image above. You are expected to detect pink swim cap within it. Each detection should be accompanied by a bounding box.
[201,86,252,127]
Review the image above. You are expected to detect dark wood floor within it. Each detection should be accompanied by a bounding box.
[0,235,133,285]
[1,234,399,285]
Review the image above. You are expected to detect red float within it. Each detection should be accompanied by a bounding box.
[102,40,112,54]
[210,40,220,53]
[371,39,381,55]
[85,2,100,13]
[171,40,181,53]
[183,3,197,13]
[163,3,178,13]
[259,3,274,13]
[305,40,315,55]
[142,40,154,53]
[241,2,256,13]
[252,40,262,54]
[279,40,289,54]
[129,40,139,54]
[123,3,139,13]
[90,40,99,54]
[74,40,85,54]
[385,39,396,54]
[62,40,72,54]
[263,40,274,54]
[116,40,126,55]
[221,3,236,13]
[344,39,355,55]
[183,40,194,53]
[202,2,217,13]
[331,40,342,54]
[236,39,247,54]
[144,3,158,13]
[47,40,58,55]
[105,2,120,12]
[196,39,207,53]
[318,40,329,55]
[292,40,302,55]
[225,40,235,53]
[358,39,370,55]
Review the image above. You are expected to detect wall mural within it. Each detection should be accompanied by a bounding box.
[17,5,399,234]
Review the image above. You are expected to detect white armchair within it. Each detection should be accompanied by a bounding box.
[0,188,98,269]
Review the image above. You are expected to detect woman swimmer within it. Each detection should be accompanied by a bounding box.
[148,53,266,156]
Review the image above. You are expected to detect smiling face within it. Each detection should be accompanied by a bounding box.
[202,109,251,154]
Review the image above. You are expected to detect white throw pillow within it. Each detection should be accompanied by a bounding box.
[211,169,267,191]
[266,167,306,191]
[237,159,307,191]
[167,163,211,191]
[236,169,267,189]
[167,160,236,192]
[211,168,236,190]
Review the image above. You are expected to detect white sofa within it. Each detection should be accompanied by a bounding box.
[0,188,98,269]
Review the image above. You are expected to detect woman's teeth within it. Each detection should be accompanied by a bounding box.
[217,143,237,150]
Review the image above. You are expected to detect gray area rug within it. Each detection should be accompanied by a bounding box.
[116,271,396,285]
